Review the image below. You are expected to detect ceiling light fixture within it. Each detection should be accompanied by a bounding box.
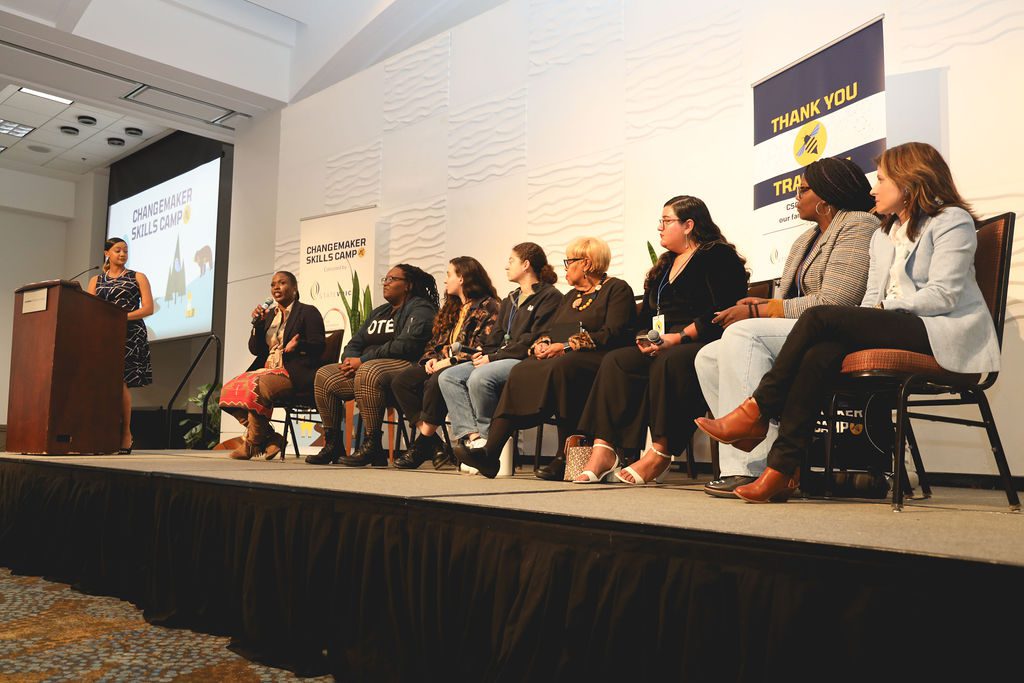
[0,146,6,153]
[59,126,80,136]
[18,87,73,105]
[124,127,143,136]
[0,119,34,137]
[107,137,125,146]
[27,144,51,153]
[77,115,97,125]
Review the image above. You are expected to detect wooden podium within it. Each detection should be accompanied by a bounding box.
[6,280,127,454]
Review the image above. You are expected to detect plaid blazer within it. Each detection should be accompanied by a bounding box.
[778,210,879,318]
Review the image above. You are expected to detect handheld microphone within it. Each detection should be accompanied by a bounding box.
[450,342,482,357]
[647,329,664,346]
[68,265,99,281]
[252,297,275,325]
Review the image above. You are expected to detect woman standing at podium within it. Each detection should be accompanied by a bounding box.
[87,237,154,454]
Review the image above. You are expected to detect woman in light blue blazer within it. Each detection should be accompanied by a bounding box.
[695,142,1000,502]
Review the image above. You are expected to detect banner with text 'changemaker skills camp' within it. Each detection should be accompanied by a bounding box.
[751,18,885,278]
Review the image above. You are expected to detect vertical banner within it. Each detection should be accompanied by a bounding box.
[751,18,885,278]
[299,206,379,334]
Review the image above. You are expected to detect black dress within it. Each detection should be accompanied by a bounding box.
[95,269,152,388]
[493,277,636,429]
[578,243,748,453]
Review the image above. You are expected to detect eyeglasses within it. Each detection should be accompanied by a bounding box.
[563,257,585,268]
[796,185,813,198]
[657,218,681,227]
[380,276,406,284]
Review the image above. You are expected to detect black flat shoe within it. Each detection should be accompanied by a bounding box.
[394,433,441,469]
[338,435,388,468]
[535,453,565,481]
[452,442,499,479]
[703,475,758,498]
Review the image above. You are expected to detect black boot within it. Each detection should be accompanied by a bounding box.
[338,431,388,467]
[432,438,455,470]
[536,453,566,481]
[305,428,343,465]
[394,432,441,469]
[452,441,500,479]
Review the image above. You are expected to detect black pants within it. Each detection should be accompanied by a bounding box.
[390,363,450,428]
[753,306,931,475]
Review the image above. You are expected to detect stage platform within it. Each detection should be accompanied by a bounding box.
[1,451,1021,680]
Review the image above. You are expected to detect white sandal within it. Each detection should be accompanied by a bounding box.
[615,447,672,485]
[572,443,620,484]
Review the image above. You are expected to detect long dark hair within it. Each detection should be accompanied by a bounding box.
[102,237,126,273]
[645,195,747,291]
[432,256,498,339]
[875,142,976,240]
[394,263,439,309]
[512,242,558,285]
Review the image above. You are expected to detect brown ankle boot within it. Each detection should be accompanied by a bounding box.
[694,398,768,451]
[734,467,800,503]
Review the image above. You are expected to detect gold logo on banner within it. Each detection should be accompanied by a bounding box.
[358,247,366,257]
[183,204,192,224]
[793,121,827,165]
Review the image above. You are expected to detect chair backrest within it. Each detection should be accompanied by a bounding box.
[973,212,1015,348]
[747,279,775,299]
[319,329,346,366]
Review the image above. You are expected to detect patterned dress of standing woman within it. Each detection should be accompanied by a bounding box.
[95,269,153,388]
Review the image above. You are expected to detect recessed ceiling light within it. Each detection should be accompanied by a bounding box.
[107,137,125,146]
[27,144,52,153]
[0,146,6,153]
[18,87,73,105]
[0,119,34,137]
[77,115,97,126]
[124,127,143,137]
[59,126,80,136]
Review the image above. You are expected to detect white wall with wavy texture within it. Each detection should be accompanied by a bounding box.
[248,0,1024,476]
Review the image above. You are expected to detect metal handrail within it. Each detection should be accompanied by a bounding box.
[165,334,222,448]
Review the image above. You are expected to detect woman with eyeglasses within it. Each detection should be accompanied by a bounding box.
[306,264,438,465]
[693,157,879,496]
[698,142,999,503]
[456,236,637,479]
[573,196,748,484]
[434,243,562,467]
[387,257,501,469]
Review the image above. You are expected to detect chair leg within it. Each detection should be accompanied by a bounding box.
[344,401,355,456]
[386,408,397,464]
[973,388,1021,511]
[709,436,720,480]
[824,393,839,498]
[534,423,544,473]
[891,380,915,512]
[284,409,300,460]
[685,432,697,479]
[903,420,931,498]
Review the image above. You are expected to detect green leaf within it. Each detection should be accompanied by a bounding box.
[647,241,659,265]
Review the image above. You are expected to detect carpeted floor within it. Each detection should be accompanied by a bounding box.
[0,568,331,682]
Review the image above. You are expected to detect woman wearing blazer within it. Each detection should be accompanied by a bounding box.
[220,270,325,460]
[697,142,1000,503]
[694,157,879,496]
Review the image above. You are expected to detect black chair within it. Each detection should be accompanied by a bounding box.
[823,213,1018,511]
[279,329,345,459]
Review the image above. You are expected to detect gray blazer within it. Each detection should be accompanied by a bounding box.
[861,206,1000,374]
[778,210,879,318]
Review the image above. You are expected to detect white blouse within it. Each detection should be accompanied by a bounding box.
[885,221,914,301]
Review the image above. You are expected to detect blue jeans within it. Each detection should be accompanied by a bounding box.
[694,318,796,477]
[437,359,521,440]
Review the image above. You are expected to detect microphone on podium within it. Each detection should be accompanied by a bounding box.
[252,297,275,325]
[67,265,100,282]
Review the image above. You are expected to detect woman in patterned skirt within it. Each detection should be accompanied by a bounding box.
[87,237,154,453]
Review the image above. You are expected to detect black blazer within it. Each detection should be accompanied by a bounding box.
[247,300,326,391]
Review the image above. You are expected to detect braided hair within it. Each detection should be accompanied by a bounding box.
[394,263,440,309]
[803,156,875,213]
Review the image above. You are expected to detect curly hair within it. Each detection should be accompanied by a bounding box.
[646,195,748,291]
[432,256,497,339]
[394,263,439,309]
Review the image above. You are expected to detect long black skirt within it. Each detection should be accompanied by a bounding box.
[493,351,608,428]
[577,343,707,454]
